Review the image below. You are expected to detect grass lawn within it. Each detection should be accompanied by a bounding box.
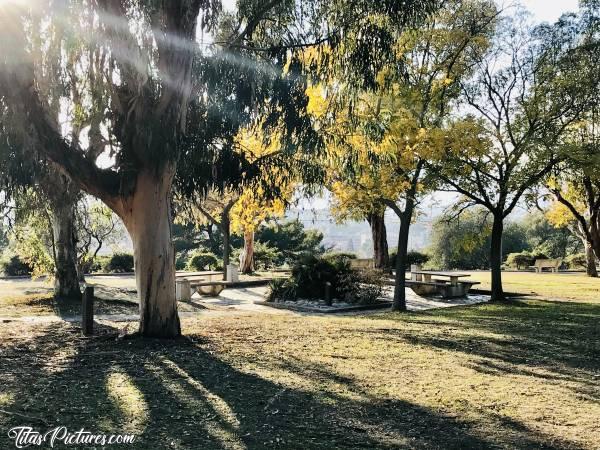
[465,271,600,303]
[0,299,599,449]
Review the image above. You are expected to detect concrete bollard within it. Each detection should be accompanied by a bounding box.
[411,264,422,281]
[176,279,191,301]
[82,286,94,336]
[226,264,239,283]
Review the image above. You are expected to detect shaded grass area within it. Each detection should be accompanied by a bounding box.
[0,299,599,449]
[0,294,139,318]
[0,290,203,318]
[465,271,600,303]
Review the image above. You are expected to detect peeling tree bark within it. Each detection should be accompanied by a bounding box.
[50,198,81,300]
[44,171,81,301]
[367,211,389,270]
[583,239,598,277]
[239,230,255,274]
[122,169,180,338]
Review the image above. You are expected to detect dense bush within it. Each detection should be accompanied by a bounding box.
[322,252,356,265]
[186,252,219,271]
[256,220,326,266]
[175,253,189,271]
[505,252,535,269]
[428,209,531,270]
[0,254,33,276]
[565,253,587,269]
[102,253,134,273]
[253,242,281,270]
[388,250,430,268]
[267,254,383,305]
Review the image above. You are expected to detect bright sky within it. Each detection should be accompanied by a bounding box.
[521,0,580,23]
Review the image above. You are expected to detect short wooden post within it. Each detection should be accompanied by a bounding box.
[82,286,94,336]
[324,282,332,306]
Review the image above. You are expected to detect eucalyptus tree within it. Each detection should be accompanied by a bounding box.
[430,10,591,301]
[0,98,82,298]
[0,0,437,336]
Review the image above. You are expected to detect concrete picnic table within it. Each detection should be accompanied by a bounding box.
[411,271,471,286]
[176,271,227,300]
[176,271,223,280]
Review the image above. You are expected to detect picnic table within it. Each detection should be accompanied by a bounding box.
[176,271,227,300]
[411,271,471,286]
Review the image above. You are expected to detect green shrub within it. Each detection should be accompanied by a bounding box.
[322,252,356,266]
[292,254,353,299]
[407,251,430,266]
[253,242,281,270]
[506,252,535,270]
[388,250,430,268]
[267,278,298,302]
[268,254,383,304]
[186,252,219,271]
[565,253,587,269]
[338,269,385,304]
[175,252,189,271]
[103,253,134,273]
[0,254,33,276]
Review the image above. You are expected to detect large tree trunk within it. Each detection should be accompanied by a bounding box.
[239,230,254,274]
[584,239,598,277]
[391,210,412,312]
[123,170,180,338]
[490,213,505,302]
[51,199,81,300]
[367,211,389,270]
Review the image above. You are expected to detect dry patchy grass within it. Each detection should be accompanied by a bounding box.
[0,299,598,449]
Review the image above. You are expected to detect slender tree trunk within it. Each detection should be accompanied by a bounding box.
[584,239,598,277]
[123,169,180,338]
[222,215,230,281]
[490,213,505,302]
[392,210,412,311]
[367,211,389,270]
[590,212,600,265]
[239,230,255,274]
[51,199,81,300]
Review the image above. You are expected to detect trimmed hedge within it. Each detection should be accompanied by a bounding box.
[102,253,134,273]
[388,250,430,268]
[186,252,219,271]
[505,252,534,270]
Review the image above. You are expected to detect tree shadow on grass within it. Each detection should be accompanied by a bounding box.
[0,320,581,449]
[366,299,600,400]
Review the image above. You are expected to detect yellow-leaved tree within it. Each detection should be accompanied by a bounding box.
[306,0,497,309]
[546,180,598,277]
[231,127,294,273]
